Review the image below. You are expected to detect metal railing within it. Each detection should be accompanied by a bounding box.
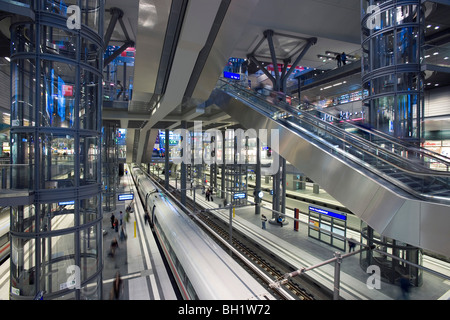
[216,78,450,203]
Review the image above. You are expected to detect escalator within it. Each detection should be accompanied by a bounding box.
[209,78,450,257]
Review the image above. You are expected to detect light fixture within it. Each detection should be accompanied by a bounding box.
[435,26,440,30]
[427,24,432,28]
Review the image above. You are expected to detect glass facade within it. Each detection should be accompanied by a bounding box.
[9,0,104,300]
[361,0,424,143]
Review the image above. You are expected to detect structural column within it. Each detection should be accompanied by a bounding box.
[361,0,424,144]
[9,0,104,300]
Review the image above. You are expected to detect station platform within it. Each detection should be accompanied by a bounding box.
[158,173,450,300]
[0,168,178,300]
[1,167,449,300]
[101,170,178,300]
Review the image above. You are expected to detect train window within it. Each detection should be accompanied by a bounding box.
[186,281,198,300]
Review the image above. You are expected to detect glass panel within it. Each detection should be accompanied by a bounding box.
[395,4,418,25]
[396,27,419,64]
[11,23,36,54]
[373,95,395,133]
[10,237,36,298]
[42,0,78,19]
[40,201,75,231]
[40,133,75,189]
[372,30,395,69]
[80,69,99,131]
[40,60,76,128]
[41,25,77,60]
[10,132,35,189]
[397,72,418,91]
[82,0,102,34]
[81,37,101,69]
[372,73,396,95]
[80,195,99,224]
[11,205,36,233]
[80,224,100,281]
[11,58,36,127]
[80,136,99,185]
[397,93,418,138]
[308,217,319,238]
[362,42,370,75]
[41,233,75,295]
[80,277,101,300]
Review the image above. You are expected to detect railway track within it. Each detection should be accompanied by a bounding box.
[194,209,315,300]
[153,183,315,299]
[149,175,329,300]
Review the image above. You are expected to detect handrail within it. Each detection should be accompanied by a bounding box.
[219,78,450,177]
[304,106,450,172]
[216,78,450,203]
[290,98,450,172]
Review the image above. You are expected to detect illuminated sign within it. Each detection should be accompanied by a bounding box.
[58,200,75,206]
[309,206,346,220]
[118,194,134,201]
[62,85,73,97]
[223,71,241,80]
[233,192,246,199]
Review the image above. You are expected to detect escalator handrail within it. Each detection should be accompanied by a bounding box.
[217,78,450,179]
[216,79,450,203]
[303,105,450,171]
[224,78,450,172]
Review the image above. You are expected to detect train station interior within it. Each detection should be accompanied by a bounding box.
[0,0,450,306]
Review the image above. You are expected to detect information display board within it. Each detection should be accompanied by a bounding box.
[308,205,347,251]
[118,193,134,201]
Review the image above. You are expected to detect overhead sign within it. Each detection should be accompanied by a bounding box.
[58,200,75,206]
[118,193,134,201]
[223,71,241,80]
[309,206,346,221]
[233,192,246,199]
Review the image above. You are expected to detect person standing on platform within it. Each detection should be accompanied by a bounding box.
[110,213,115,229]
[119,211,123,225]
[111,272,123,300]
[261,214,267,229]
[348,238,356,252]
[119,225,127,241]
[341,52,347,65]
[114,217,119,232]
[335,53,342,67]
[209,188,214,202]
[399,276,411,300]
[109,237,119,257]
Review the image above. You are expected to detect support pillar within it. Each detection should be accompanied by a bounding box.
[361,0,424,144]
[9,0,104,300]
[165,129,170,190]
[255,139,261,215]
[180,121,187,205]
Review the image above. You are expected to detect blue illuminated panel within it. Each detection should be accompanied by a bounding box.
[118,193,134,201]
[309,206,346,220]
[223,71,240,80]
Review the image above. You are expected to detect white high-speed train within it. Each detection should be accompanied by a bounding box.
[131,165,275,300]
[0,207,9,263]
